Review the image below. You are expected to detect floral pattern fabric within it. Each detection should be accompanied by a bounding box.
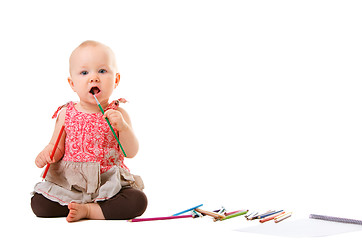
[55,100,129,174]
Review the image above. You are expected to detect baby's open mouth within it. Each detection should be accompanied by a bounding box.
[90,86,101,95]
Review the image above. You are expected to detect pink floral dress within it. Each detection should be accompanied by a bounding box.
[33,99,143,206]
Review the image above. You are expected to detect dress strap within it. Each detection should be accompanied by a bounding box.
[52,102,70,119]
[106,98,128,110]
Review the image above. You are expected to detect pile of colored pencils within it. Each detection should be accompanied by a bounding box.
[245,210,292,223]
[128,205,292,224]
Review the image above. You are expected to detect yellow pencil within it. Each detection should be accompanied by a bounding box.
[274,212,292,223]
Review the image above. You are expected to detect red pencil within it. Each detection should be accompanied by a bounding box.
[42,125,65,180]
[128,210,242,223]
[128,214,193,222]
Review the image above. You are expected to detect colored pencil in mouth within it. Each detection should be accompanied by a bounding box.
[90,89,127,157]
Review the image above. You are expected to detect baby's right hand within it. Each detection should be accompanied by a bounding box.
[35,145,54,168]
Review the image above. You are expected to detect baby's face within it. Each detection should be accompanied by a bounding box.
[68,44,119,105]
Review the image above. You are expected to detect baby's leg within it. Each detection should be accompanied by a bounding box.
[66,203,104,222]
[98,187,147,220]
[66,187,147,222]
[31,193,69,217]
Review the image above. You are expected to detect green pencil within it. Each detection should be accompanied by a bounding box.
[221,210,249,221]
[92,93,127,157]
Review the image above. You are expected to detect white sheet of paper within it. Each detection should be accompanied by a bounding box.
[237,218,362,237]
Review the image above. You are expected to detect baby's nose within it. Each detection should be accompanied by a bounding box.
[90,79,99,82]
[89,72,100,83]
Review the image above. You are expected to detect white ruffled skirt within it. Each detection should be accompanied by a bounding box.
[33,160,144,206]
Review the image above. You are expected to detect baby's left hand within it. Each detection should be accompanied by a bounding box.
[104,109,128,132]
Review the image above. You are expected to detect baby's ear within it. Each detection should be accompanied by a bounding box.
[67,77,76,92]
[114,73,121,88]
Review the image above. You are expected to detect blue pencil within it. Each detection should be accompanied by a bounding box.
[172,204,204,216]
[258,210,284,219]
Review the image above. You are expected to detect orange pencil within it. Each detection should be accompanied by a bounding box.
[42,125,65,180]
[259,211,285,223]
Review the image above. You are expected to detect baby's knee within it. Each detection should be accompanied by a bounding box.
[31,193,68,218]
[102,188,148,219]
[127,188,148,217]
[135,190,148,215]
[31,194,45,217]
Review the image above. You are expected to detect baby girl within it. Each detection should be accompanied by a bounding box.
[31,40,147,222]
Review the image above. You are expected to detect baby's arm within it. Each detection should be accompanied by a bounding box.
[35,109,66,168]
[103,107,139,158]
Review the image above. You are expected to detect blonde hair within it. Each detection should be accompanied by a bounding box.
[78,40,104,48]
[69,40,118,72]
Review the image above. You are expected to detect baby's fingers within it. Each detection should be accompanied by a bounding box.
[43,149,54,164]
[103,109,115,119]
[35,154,49,168]
[35,159,44,168]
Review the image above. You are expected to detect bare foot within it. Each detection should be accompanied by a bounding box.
[66,202,105,222]
[66,203,89,222]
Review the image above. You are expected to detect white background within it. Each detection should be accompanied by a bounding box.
[1,0,362,239]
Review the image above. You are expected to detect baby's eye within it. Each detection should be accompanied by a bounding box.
[99,69,107,74]
[81,71,88,75]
